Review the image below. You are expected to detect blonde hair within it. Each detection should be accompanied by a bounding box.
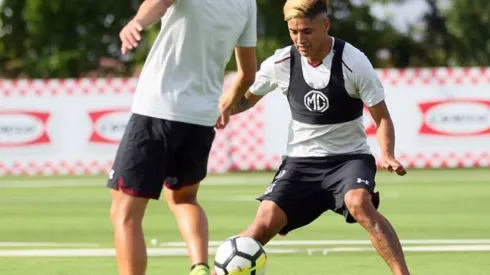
[283,0,328,21]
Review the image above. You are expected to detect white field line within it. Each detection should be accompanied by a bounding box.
[1,240,490,257]
[0,247,293,257]
[157,239,490,247]
[0,242,99,247]
[305,245,490,254]
[2,239,488,249]
[1,245,490,257]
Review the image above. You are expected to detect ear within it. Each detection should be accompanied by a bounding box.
[324,17,330,32]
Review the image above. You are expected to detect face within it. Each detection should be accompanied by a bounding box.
[287,16,330,57]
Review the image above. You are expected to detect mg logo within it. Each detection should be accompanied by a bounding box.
[304,90,329,112]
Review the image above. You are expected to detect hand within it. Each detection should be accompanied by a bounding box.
[215,93,233,129]
[215,109,230,129]
[119,19,143,55]
[381,154,407,176]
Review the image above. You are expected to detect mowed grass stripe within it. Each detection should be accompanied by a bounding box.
[1,168,489,188]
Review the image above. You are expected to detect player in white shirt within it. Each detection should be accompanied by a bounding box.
[107,1,258,275]
[215,1,411,274]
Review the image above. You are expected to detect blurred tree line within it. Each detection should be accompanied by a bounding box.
[0,0,489,78]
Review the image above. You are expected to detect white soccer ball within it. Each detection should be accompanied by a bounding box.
[214,236,267,275]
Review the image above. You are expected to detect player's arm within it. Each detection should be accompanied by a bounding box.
[221,47,258,112]
[134,0,175,27]
[230,91,262,115]
[230,54,279,115]
[120,0,175,55]
[368,102,395,160]
[219,1,258,113]
[354,55,406,175]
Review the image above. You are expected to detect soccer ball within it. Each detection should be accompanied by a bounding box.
[214,236,267,275]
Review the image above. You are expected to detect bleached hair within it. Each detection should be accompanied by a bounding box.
[283,0,329,21]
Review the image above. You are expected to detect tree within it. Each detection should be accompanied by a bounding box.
[328,0,413,68]
[0,0,28,77]
[390,0,490,67]
[445,0,490,66]
[246,0,420,69]
[0,0,448,78]
[0,0,153,78]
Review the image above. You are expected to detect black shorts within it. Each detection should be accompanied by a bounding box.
[257,154,380,235]
[106,113,215,199]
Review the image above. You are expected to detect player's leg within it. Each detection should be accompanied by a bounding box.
[164,184,210,273]
[110,190,149,275]
[107,114,169,275]
[241,160,327,245]
[330,154,410,275]
[239,200,288,245]
[345,189,409,275]
[163,122,215,275]
[211,162,326,275]
[210,198,287,275]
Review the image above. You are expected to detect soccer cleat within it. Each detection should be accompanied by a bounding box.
[190,264,210,275]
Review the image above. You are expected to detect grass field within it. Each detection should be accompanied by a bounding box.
[1,168,490,275]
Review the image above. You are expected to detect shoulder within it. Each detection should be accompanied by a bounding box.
[266,46,292,79]
[259,45,292,71]
[339,39,375,73]
[335,38,384,100]
[229,0,257,17]
[236,0,257,14]
[336,39,373,74]
[271,46,292,65]
[247,0,257,9]
[256,46,292,93]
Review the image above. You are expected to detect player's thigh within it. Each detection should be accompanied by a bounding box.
[164,123,216,190]
[257,163,328,236]
[107,114,171,200]
[325,154,379,223]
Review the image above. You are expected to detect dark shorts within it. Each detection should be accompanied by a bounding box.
[106,113,215,199]
[257,154,380,235]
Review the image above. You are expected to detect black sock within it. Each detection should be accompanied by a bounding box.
[191,263,209,270]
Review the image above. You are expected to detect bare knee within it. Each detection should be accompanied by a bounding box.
[164,184,199,209]
[243,200,287,245]
[110,190,148,227]
[344,189,378,225]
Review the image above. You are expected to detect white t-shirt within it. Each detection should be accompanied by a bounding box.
[131,0,257,126]
[250,38,385,157]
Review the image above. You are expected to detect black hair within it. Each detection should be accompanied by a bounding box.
[304,0,328,19]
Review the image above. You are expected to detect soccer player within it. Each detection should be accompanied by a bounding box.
[215,0,411,274]
[108,1,258,275]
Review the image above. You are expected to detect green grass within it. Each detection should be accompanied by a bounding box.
[1,253,490,275]
[1,168,490,274]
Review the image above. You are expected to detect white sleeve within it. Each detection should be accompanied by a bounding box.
[353,54,385,107]
[249,56,278,96]
[236,1,257,47]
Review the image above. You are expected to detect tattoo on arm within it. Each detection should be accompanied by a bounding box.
[231,97,253,115]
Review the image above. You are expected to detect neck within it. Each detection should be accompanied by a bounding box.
[306,36,332,65]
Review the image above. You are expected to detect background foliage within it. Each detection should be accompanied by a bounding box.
[0,0,488,78]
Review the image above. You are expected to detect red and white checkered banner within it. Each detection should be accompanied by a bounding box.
[1,67,490,176]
